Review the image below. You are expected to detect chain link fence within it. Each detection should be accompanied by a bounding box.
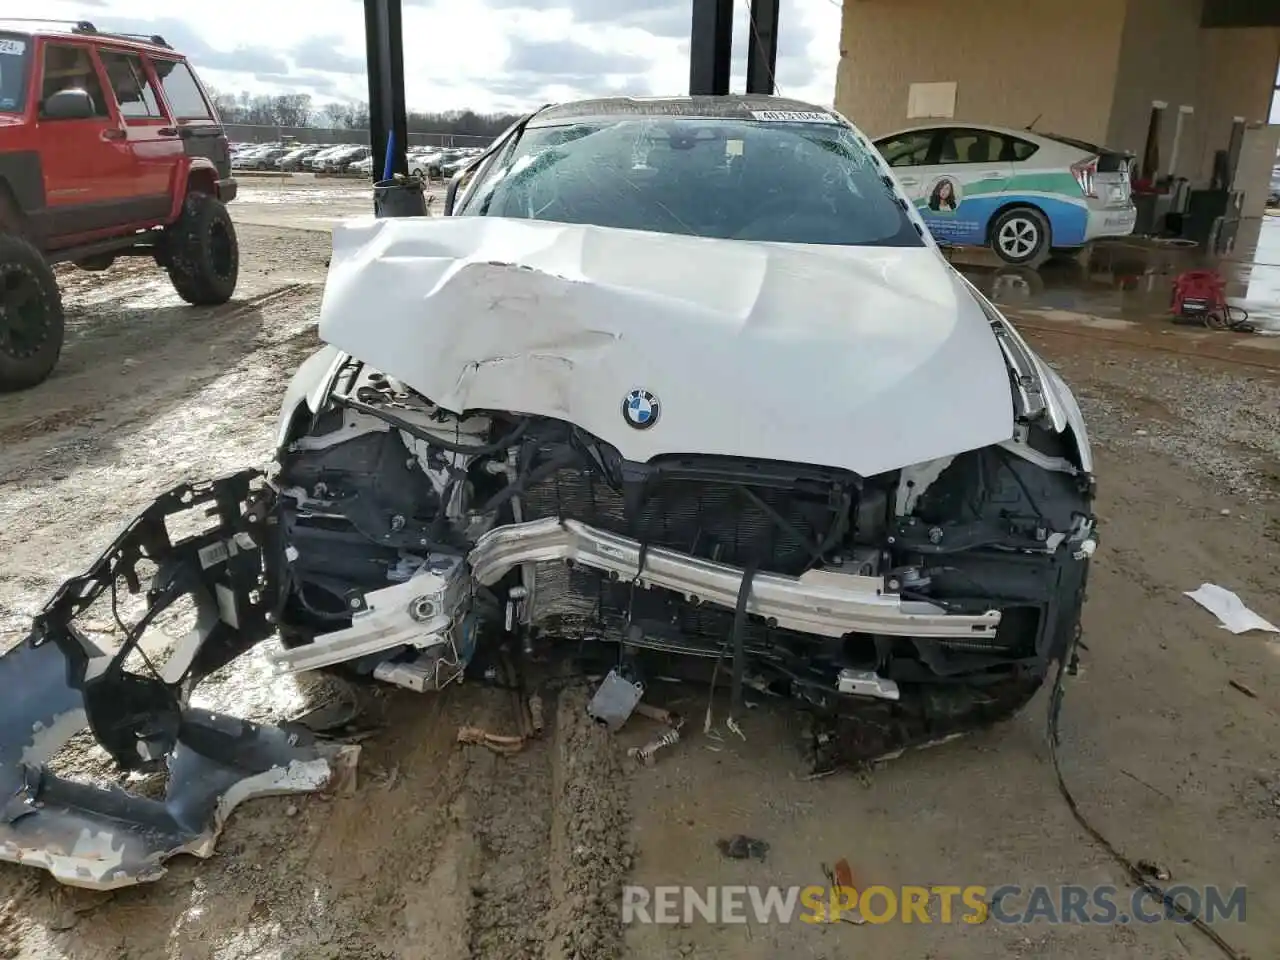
[222,124,494,148]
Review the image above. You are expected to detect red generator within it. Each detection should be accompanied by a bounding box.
[1170,269,1251,330]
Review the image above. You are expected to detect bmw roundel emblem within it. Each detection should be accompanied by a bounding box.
[622,388,661,430]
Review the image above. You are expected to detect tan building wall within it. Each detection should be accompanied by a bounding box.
[836,0,1279,190]
[1191,27,1280,181]
[1105,0,1203,163]
[1105,0,1279,182]
[834,0,1127,142]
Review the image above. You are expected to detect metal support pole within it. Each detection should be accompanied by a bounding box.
[745,0,780,95]
[689,0,733,96]
[364,0,409,179]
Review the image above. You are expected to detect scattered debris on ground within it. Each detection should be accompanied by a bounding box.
[716,835,769,862]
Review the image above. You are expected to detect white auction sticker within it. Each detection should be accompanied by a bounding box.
[0,39,26,56]
[750,110,837,123]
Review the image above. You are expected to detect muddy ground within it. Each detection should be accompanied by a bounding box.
[0,184,1277,959]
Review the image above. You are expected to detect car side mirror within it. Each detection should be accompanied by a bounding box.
[41,88,95,120]
[444,168,467,216]
[443,159,485,215]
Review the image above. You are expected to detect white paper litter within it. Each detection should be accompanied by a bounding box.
[1184,583,1279,635]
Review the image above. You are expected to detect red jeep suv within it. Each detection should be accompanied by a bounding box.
[0,21,239,391]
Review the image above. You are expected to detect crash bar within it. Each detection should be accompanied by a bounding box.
[469,517,1002,640]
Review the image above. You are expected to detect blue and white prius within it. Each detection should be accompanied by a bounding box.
[873,122,1137,266]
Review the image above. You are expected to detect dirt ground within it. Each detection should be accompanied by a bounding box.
[0,182,1277,959]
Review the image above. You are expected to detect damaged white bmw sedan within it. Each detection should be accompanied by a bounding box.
[1,96,1096,888]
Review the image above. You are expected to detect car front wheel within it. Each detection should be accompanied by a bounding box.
[165,192,239,306]
[991,207,1050,267]
[0,234,64,392]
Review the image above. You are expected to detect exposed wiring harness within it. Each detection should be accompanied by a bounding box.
[335,393,531,456]
[1047,642,1248,960]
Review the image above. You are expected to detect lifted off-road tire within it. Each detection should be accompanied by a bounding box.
[166,192,239,305]
[0,234,64,392]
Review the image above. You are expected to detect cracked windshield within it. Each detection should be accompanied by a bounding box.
[461,116,923,246]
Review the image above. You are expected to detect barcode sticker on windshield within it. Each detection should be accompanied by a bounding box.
[751,110,836,123]
[0,39,26,56]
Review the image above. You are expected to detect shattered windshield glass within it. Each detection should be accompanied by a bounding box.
[459,116,923,247]
[0,35,31,113]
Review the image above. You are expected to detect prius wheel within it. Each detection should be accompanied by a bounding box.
[0,234,64,392]
[991,208,1050,267]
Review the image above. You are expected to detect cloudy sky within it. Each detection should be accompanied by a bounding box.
[37,0,844,115]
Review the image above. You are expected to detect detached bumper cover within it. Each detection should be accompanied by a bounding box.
[0,471,357,889]
[470,517,1002,639]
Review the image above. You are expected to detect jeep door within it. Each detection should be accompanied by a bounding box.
[31,39,133,246]
[96,47,179,223]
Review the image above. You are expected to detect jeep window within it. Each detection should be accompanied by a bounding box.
[152,59,212,121]
[98,50,163,120]
[38,43,108,118]
[459,117,923,248]
[0,34,30,113]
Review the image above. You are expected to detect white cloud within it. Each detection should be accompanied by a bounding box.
[33,0,841,114]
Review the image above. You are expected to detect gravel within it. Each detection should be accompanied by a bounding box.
[1040,348,1280,502]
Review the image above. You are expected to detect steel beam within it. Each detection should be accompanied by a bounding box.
[745,0,780,95]
[364,0,409,179]
[689,0,733,96]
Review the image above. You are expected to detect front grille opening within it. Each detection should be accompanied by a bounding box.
[520,464,840,575]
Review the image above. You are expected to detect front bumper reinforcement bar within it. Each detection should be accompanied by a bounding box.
[469,517,1002,639]
[0,471,357,890]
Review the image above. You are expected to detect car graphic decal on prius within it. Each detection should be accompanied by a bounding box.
[915,172,1091,247]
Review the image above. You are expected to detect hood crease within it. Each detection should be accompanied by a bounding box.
[319,217,1015,476]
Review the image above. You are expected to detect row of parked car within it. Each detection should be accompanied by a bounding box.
[229,141,487,179]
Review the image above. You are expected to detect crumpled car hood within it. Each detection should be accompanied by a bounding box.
[319,217,1014,476]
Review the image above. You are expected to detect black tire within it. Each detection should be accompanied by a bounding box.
[990,207,1051,267]
[0,233,64,392]
[165,192,239,306]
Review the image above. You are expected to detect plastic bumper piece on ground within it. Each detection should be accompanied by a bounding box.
[0,471,358,889]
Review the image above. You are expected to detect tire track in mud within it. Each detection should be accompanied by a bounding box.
[396,685,631,960]
[0,283,311,447]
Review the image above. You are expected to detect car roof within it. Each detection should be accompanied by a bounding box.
[0,19,179,56]
[531,94,838,127]
[876,121,1043,141]
[874,121,1125,157]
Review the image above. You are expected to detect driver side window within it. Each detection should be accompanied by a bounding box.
[39,43,109,118]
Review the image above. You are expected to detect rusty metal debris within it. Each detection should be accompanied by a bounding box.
[628,725,682,768]
[815,858,866,925]
[716,835,769,862]
[633,702,676,726]
[457,726,525,754]
[627,705,685,767]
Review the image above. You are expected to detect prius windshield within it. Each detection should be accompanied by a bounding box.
[459,116,923,247]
